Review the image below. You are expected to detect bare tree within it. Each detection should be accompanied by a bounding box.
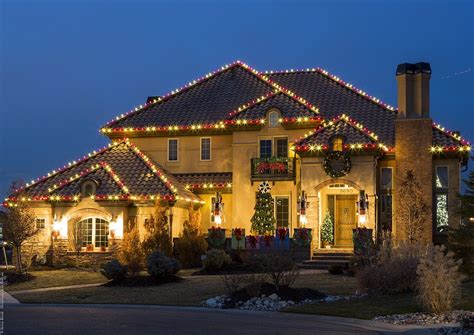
[398,170,429,244]
[3,181,40,274]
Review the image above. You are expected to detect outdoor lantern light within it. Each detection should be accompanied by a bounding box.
[52,215,67,238]
[357,190,369,225]
[212,192,224,226]
[297,191,308,227]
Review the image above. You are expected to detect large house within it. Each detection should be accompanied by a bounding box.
[4,61,471,264]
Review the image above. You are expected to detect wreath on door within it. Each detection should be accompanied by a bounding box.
[323,151,351,178]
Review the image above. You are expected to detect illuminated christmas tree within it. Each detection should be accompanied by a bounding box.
[321,210,334,245]
[251,182,276,235]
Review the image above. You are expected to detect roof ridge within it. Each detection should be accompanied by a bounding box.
[9,139,129,196]
[47,161,130,196]
[101,61,279,130]
[294,114,392,152]
[265,67,397,113]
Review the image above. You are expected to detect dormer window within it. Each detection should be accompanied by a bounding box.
[331,136,344,152]
[268,109,280,128]
[81,179,99,197]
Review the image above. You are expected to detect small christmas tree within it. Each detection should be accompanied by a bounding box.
[321,210,334,245]
[251,181,276,235]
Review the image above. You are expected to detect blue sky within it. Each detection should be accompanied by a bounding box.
[1,0,473,197]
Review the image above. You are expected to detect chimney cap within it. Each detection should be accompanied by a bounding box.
[396,62,431,76]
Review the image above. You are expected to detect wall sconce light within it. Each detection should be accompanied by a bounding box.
[212,192,224,226]
[357,190,369,225]
[297,191,309,227]
[52,214,67,239]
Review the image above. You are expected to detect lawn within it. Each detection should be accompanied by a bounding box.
[5,268,107,292]
[285,280,474,319]
[12,270,357,306]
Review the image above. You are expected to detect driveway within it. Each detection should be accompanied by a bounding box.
[4,304,441,334]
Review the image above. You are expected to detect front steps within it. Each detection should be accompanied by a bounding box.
[299,249,353,270]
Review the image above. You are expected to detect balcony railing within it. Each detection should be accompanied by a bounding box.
[250,157,296,181]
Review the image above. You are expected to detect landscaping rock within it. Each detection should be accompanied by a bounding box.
[373,311,474,326]
[269,293,279,300]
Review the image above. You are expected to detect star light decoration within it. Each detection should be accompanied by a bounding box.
[3,139,204,207]
[293,114,393,153]
[100,61,325,136]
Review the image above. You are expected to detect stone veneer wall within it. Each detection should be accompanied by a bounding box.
[394,118,433,242]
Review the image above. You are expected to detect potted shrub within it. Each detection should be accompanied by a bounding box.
[321,211,334,248]
[231,228,245,250]
[275,228,290,249]
[86,244,94,252]
[100,246,107,252]
[207,227,226,249]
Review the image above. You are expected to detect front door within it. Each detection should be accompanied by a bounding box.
[335,195,357,247]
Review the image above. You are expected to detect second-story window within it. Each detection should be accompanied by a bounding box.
[168,139,178,161]
[275,138,288,158]
[268,110,280,128]
[332,136,344,151]
[260,139,272,158]
[200,138,211,161]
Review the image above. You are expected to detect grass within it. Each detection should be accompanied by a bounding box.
[12,270,357,306]
[285,280,474,319]
[5,268,107,292]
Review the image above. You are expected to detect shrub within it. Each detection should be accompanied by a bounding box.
[356,241,425,295]
[119,224,144,275]
[221,274,248,295]
[416,245,464,313]
[328,264,344,275]
[245,273,266,297]
[142,203,172,256]
[248,254,299,291]
[175,214,207,268]
[202,249,231,272]
[146,252,181,278]
[101,260,126,281]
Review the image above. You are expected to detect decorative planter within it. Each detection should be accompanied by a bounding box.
[293,228,313,247]
[245,235,261,250]
[207,227,226,249]
[275,228,290,249]
[86,244,94,252]
[231,228,245,250]
[260,235,274,250]
[100,246,107,252]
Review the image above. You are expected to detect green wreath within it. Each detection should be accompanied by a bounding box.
[323,151,351,178]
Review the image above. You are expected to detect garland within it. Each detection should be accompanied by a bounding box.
[323,151,351,178]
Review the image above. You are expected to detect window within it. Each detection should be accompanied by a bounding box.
[35,218,46,229]
[259,139,272,158]
[168,139,178,161]
[381,168,393,190]
[81,179,98,197]
[435,166,448,189]
[332,137,344,151]
[200,138,211,161]
[275,196,290,228]
[275,138,288,158]
[435,166,449,233]
[268,110,280,128]
[78,218,109,250]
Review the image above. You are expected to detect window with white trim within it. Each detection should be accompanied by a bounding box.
[35,218,46,229]
[275,196,290,228]
[168,139,178,161]
[78,218,109,250]
[268,110,280,128]
[259,139,272,158]
[201,138,211,161]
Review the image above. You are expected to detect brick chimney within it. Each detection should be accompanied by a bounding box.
[394,62,433,242]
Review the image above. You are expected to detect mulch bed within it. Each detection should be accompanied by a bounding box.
[3,272,36,284]
[223,283,325,308]
[191,263,260,276]
[102,275,183,287]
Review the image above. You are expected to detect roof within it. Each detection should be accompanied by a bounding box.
[173,172,232,193]
[5,140,202,205]
[294,116,382,153]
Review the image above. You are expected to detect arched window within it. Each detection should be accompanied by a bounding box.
[268,109,280,128]
[331,136,344,151]
[78,217,109,250]
[81,179,98,197]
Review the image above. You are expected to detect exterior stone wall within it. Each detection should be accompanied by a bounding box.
[394,118,433,242]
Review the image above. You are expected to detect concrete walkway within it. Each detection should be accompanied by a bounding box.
[3,291,20,304]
